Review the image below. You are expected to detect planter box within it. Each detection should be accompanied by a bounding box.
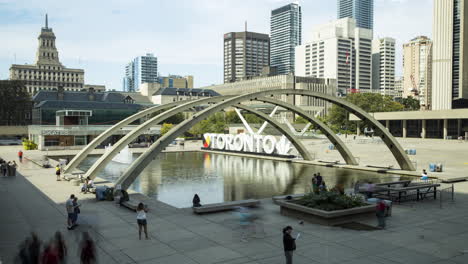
[276,200,375,226]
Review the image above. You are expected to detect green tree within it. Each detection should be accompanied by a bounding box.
[0,80,32,125]
[160,123,174,136]
[397,96,420,111]
[325,93,404,133]
[161,112,184,124]
[294,116,308,124]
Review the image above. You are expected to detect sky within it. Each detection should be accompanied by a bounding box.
[0,0,432,90]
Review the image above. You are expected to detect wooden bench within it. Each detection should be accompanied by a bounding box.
[193,199,260,214]
[272,194,305,205]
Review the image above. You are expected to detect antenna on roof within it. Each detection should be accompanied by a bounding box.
[45,14,48,29]
[245,21,247,32]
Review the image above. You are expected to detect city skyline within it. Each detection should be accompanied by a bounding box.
[0,0,432,90]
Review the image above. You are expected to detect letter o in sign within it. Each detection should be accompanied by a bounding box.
[262,135,276,154]
[233,134,244,151]
[216,135,225,150]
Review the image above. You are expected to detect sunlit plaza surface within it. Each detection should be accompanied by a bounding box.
[1,137,468,263]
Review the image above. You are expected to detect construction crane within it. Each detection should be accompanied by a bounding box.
[410,74,419,96]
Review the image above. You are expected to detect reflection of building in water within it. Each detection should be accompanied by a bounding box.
[208,154,294,201]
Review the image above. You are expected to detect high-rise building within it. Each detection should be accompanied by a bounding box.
[134,53,158,90]
[223,31,270,83]
[394,76,404,98]
[432,0,468,110]
[123,62,135,92]
[403,36,433,109]
[123,53,158,91]
[372,37,395,95]
[338,0,374,30]
[295,18,372,95]
[9,15,104,95]
[270,3,302,75]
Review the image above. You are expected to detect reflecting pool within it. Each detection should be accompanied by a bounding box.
[78,152,408,208]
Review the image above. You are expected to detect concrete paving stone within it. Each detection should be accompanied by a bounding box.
[151,227,199,243]
[337,237,401,255]
[107,235,161,250]
[97,225,138,240]
[139,253,198,264]
[212,256,253,264]
[167,235,218,252]
[256,253,320,264]
[340,255,401,264]
[375,247,443,264]
[184,245,243,264]
[449,253,468,264]
[295,242,368,263]
[121,243,176,262]
[162,214,213,227]
[200,229,247,245]
[404,240,464,259]
[224,240,280,258]
[185,221,234,235]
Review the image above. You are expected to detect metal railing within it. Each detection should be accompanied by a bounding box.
[438,184,455,209]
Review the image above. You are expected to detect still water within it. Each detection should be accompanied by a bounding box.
[78,152,407,208]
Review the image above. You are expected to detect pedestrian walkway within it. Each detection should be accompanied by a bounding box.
[2,146,468,263]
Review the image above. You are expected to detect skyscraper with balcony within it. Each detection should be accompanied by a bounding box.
[372,37,396,96]
[403,36,433,109]
[295,18,372,95]
[123,53,158,92]
[270,3,302,75]
[224,31,270,83]
[338,0,374,30]
[432,0,468,110]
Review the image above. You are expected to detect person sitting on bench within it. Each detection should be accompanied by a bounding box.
[192,194,202,207]
[81,177,95,193]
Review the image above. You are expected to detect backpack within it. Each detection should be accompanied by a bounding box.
[104,187,114,201]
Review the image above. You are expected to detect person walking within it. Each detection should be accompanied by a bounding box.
[0,160,7,176]
[18,150,23,162]
[55,165,61,181]
[28,232,41,264]
[41,239,59,264]
[66,194,78,230]
[376,199,386,229]
[72,197,81,227]
[54,231,67,264]
[79,232,96,264]
[136,203,149,240]
[282,226,296,264]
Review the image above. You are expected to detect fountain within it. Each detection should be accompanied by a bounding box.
[105,144,133,164]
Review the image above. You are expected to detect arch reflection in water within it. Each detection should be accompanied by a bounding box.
[78,152,407,208]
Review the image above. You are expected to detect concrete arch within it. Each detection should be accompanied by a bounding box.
[83,96,231,180]
[257,97,358,165]
[64,100,202,174]
[115,89,414,190]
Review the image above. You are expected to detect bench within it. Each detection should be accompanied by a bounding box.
[375,183,440,203]
[193,199,260,214]
[272,194,305,205]
[441,177,468,183]
[121,200,147,212]
[375,180,412,188]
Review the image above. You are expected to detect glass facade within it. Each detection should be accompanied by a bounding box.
[452,0,461,98]
[338,0,374,30]
[123,53,158,91]
[270,3,302,75]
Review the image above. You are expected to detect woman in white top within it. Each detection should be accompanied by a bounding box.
[136,203,149,240]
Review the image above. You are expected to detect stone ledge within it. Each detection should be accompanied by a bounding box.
[277,200,375,226]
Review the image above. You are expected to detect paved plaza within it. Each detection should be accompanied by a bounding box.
[1,141,468,263]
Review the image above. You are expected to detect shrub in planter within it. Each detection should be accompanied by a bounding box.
[292,191,366,211]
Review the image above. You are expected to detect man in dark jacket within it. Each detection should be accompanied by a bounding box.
[282,226,296,264]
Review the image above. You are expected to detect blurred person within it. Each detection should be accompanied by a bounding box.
[28,232,41,264]
[18,150,23,162]
[41,239,59,264]
[79,232,96,264]
[192,194,202,207]
[54,231,67,263]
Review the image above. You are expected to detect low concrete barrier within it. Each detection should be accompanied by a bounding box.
[193,199,260,214]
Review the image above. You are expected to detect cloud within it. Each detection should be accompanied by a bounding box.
[0,0,433,89]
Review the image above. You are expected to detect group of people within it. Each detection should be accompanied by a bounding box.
[0,158,17,176]
[66,194,81,230]
[311,173,326,193]
[17,231,95,264]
